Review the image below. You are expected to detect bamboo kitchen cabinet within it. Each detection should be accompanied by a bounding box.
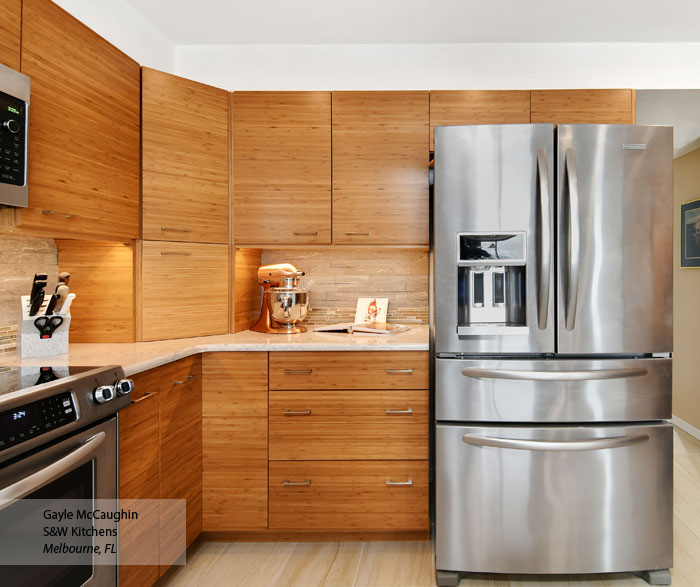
[15,0,140,241]
[429,90,531,150]
[118,368,160,587]
[0,0,21,70]
[139,241,229,341]
[332,91,430,245]
[142,68,229,244]
[232,91,332,245]
[531,89,636,124]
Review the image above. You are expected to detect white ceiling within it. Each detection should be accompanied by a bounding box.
[122,0,700,45]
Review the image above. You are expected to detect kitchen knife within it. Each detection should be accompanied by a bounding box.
[29,273,48,301]
[55,272,71,290]
[29,289,45,316]
[30,279,47,305]
[44,293,60,315]
[58,292,75,315]
[54,284,69,312]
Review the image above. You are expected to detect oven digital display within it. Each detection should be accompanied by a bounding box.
[0,391,77,451]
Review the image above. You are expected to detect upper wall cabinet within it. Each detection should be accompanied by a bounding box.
[233,92,331,245]
[0,0,21,70]
[531,89,636,125]
[332,91,430,245]
[429,90,531,150]
[18,0,140,241]
[142,68,229,244]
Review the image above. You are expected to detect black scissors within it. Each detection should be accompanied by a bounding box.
[34,316,64,339]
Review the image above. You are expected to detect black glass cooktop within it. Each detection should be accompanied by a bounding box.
[0,366,100,396]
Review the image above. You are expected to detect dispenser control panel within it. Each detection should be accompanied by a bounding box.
[458,233,526,265]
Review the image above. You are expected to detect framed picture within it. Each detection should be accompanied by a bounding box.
[355,297,388,324]
[681,198,700,268]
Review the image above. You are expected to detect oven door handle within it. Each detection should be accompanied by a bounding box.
[0,431,105,510]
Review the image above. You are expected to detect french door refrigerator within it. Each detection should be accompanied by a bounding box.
[433,124,673,586]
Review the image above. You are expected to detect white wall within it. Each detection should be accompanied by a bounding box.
[53,0,174,72]
[174,43,700,91]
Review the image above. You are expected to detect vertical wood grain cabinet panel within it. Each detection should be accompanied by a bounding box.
[202,352,269,530]
[531,89,636,124]
[233,92,332,244]
[140,241,229,341]
[0,0,21,70]
[119,368,160,587]
[232,247,263,332]
[159,356,202,571]
[19,0,140,240]
[142,68,229,243]
[57,240,135,343]
[332,91,429,245]
[429,90,531,150]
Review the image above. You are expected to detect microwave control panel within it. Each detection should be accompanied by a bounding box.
[0,89,26,187]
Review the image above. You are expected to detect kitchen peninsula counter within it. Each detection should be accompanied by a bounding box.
[2,326,429,376]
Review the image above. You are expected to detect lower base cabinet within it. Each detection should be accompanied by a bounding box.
[269,460,429,531]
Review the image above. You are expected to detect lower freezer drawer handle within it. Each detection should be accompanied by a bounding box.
[461,433,649,451]
[461,367,648,381]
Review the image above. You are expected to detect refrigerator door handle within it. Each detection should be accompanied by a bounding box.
[565,148,581,331]
[537,147,551,330]
[461,367,648,381]
[461,433,649,451]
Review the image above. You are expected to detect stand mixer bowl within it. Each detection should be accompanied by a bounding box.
[268,287,308,327]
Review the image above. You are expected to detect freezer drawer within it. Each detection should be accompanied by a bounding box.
[436,422,673,575]
[436,357,671,422]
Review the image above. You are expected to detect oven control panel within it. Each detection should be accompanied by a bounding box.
[0,391,77,452]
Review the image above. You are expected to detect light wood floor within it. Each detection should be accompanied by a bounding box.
[162,428,700,587]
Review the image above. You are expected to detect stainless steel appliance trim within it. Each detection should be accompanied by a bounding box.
[461,432,649,451]
[564,147,580,331]
[386,409,413,415]
[0,64,30,206]
[0,431,105,509]
[386,479,413,486]
[460,366,649,381]
[537,147,551,330]
[622,144,647,150]
[386,368,413,374]
[283,409,312,416]
[283,479,311,486]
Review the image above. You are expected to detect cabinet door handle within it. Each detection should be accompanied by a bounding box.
[385,408,412,415]
[160,251,192,256]
[293,232,318,236]
[386,479,413,486]
[345,231,370,236]
[172,380,185,386]
[41,209,75,219]
[130,392,156,405]
[186,374,196,380]
[386,368,413,374]
[160,226,192,233]
[283,479,311,486]
[283,369,312,374]
[173,374,197,386]
[283,409,312,416]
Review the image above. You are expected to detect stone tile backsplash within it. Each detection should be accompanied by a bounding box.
[0,234,58,351]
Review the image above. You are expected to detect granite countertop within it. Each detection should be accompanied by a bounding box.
[2,326,430,376]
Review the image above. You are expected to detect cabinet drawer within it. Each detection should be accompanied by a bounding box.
[160,356,202,437]
[141,241,229,341]
[269,388,428,460]
[269,351,428,390]
[269,460,429,531]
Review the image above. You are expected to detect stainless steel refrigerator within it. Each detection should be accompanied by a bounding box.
[433,124,673,586]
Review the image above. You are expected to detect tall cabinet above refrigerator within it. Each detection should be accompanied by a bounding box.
[433,124,674,586]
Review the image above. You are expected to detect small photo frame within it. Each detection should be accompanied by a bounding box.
[355,297,388,324]
[681,198,700,268]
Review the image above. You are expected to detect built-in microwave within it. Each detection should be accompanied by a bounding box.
[0,64,29,207]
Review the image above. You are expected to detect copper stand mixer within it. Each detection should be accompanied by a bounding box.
[250,263,309,334]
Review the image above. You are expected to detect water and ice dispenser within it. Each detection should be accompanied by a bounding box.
[456,233,527,335]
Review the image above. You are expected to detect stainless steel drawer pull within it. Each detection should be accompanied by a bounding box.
[160,226,192,232]
[283,409,312,416]
[461,367,648,381]
[462,433,650,452]
[345,231,370,236]
[386,479,413,486]
[130,392,155,405]
[283,479,311,486]
[42,209,75,219]
[186,374,196,380]
[283,369,312,374]
[160,251,192,256]
[172,380,185,386]
[386,368,413,374]
[293,232,318,236]
[386,409,413,415]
